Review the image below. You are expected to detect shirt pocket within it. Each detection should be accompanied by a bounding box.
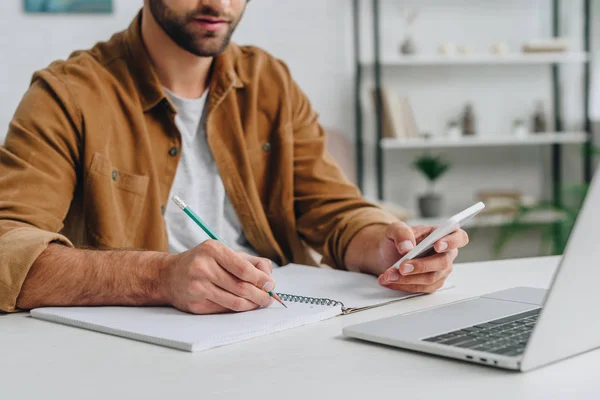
[84,152,149,248]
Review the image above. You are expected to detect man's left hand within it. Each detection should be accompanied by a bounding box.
[345,222,469,293]
[377,222,469,293]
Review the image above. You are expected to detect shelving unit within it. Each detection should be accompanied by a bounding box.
[351,0,593,231]
[381,132,587,150]
[361,52,589,67]
[409,210,565,230]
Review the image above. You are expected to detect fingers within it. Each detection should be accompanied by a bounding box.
[434,229,469,253]
[211,265,274,308]
[237,252,273,277]
[202,240,275,292]
[380,249,457,282]
[385,221,417,254]
[384,278,447,294]
[411,225,437,242]
[206,284,266,312]
[389,264,452,286]
[401,248,458,275]
[170,243,277,315]
[186,300,229,315]
[378,249,457,293]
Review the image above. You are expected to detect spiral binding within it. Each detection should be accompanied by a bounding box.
[276,293,345,309]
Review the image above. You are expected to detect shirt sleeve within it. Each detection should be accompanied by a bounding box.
[0,70,80,312]
[282,63,398,269]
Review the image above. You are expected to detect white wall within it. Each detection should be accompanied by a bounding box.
[0,0,142,136]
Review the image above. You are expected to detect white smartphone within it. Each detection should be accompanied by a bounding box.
[390,202,485,269]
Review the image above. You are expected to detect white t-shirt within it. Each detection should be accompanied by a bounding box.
[163,88,256,255]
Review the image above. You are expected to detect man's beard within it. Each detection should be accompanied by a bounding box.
[148,0,242,57]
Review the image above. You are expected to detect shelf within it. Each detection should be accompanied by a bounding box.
[381,132,587,150]
[408,210,565,229]
[362,52,589,66]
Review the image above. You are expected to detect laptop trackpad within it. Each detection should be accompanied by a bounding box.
[482,287,547,306]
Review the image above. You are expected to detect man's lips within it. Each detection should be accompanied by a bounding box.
[193,17,230,32]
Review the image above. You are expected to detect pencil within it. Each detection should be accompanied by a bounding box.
[172,195,287,308]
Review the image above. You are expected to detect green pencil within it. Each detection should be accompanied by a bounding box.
[171,195,286,308]
[172,195,222,242]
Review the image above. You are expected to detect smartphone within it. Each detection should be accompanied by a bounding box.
[390,202,485,269]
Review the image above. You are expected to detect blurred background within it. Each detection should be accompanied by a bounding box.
[1,0,598,263]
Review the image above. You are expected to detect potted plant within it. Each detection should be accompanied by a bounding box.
[412,154,450,218]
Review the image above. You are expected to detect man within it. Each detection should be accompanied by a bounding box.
[0,0,468,314]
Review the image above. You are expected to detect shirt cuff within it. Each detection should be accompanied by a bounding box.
[0,227,73,312]
[322,207,398,270]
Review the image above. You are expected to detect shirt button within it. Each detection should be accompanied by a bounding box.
[168,147,180,157]
[161,205,166,215]
[262,142,271,152]
[111,170,119,181]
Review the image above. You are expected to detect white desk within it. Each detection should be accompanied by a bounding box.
[2,256,599,399]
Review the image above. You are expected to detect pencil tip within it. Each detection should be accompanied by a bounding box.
[270,292,288,309]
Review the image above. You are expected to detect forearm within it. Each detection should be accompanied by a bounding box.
[16,244,173,309]
[344,224,389,275]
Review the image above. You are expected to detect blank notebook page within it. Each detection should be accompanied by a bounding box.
[31,301,340,352]
[272,264,452,310]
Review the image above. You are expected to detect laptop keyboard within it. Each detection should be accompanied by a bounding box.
[423,308,541,357]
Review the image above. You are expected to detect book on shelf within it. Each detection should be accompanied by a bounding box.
[522,38,568,53]
[476,190,536,216]
[373,88,420,139]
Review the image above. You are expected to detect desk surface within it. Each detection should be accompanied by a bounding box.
[3,256,599,399]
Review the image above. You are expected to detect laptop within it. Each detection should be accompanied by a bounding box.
[343,171,600,372]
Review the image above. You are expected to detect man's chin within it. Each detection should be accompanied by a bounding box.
[189,41,230,57]
[190,47,228,57]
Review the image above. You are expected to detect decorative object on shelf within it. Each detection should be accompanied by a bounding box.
[476,190,533,216]
[24,0,112,13]
[412,154,450,218]
[400,38,417,55]
[461,104,476,136]
[490,42,509,55]
[522,38,568,53]
[457,45,474,55]
[512,119,528,138]
[398,8,419,55]
[375,88,420,139]
[532,101,548,133]
[438,43,455,55]
[446,120,461,139]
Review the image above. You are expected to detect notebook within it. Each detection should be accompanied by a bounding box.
[30,264,453,352]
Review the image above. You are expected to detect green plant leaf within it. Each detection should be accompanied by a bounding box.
[581,143,600,157]
[412,154,450,183]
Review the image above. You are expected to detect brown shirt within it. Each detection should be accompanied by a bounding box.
[0,14,395,312]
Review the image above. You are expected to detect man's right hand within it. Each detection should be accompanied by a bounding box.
[161,240,276,314]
